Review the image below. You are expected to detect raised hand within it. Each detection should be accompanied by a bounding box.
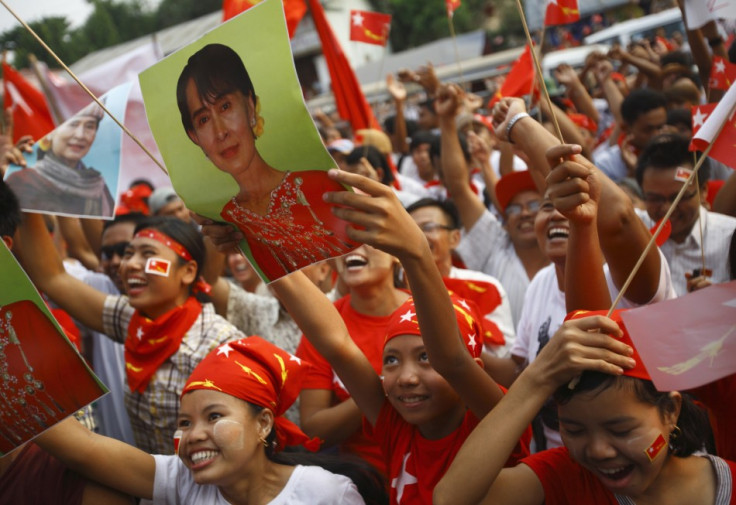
[545,143,601,225]
[190,212,243,254]
[434,83,464,120]
[386,73,407,103]
[490,97,528,142]
[323,169,426,261]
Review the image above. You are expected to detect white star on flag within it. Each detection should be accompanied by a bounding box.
[458,299,471,311]
[289,354,302,366]
[352,11,364,26]
[391,452,418,503]
[692,108,708,128]
[136,327,144,340]
[467,333,477,351]
[217,343,234,358]
[716,59,726,74]
[399,310,415,323]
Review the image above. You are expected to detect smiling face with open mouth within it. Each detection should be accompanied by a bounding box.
[336,244,397,291]
[534,197,570,264]
[558,384,678,499]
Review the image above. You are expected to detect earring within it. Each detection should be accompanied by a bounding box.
[258,435,268,447]
[668,425,682,451]
[250,117,256,127]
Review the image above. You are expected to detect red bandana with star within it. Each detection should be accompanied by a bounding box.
[125,296,202,393]
[182,336,320,451]
[384,293,483,358]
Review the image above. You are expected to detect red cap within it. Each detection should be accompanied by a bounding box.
[565,309,651,381]
[385,295,483,359]
[495,170,538,213]
[183,336,320,451]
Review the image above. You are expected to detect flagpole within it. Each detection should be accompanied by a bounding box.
[446,12,465,88]
[512,0,563,142]
[0,0,168,176]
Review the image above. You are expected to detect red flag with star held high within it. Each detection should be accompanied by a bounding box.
[349,10,391,46]
[690,84,736,170]
[544,0,580,26]
[709,56,736,91]
[2,61,55,144]
[222,0,306,38]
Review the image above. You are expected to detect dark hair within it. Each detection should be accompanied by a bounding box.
[621,88,667,125]
[102,212,147,232]
[346,145,394,185]
[409,131,438,153]
[133,217,207,298]
[554,373,713,457]
[729,37,736,64]
[247,404,388,505]
[729,230,736,280]
[660,50,693,68]
[405,197,460,229]
[666,108,693,130]
[0,179,21,239]
[128,179,155,191]
[429,132,471,163]
[176,43,256,133]
[635,133,710,187]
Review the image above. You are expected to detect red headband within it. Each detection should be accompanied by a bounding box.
[384,295,483,359]
[183,336,320,451]
[135,229,193,261]
[565,309,651,381]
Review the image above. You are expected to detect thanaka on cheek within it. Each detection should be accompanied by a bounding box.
[213,419,245,450]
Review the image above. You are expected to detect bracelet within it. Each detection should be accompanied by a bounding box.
[708,36,724,47]
[505,112,530,144]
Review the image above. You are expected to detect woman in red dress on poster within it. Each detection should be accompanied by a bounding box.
[176,44,357,282]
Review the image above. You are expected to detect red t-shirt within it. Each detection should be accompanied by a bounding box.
[296,295,396,473]
[523,447,736,504]
[690,374,736,461]
[364,401,529,505]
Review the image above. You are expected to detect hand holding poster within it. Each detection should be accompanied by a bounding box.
[3,83,131,219]
[0,242,106,456]
[139,0,359,283]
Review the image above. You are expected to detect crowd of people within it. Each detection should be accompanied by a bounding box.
[1,3,736,504]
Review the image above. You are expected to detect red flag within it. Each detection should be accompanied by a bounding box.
[2,62,55,144]
[349,10,391,46]
[446,0,462,17]
[690,94,736,170]
[544,0,580,26]
[223,0,307,38]
[306,0,380,132]
[709,56,736,91]
[491,45,535,106]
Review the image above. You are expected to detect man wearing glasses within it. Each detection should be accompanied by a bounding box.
[635,133,736,296]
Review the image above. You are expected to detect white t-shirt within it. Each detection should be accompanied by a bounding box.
[512,253,675,448]
[152,457,366,504]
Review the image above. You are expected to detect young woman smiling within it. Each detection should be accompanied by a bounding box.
[16,213,245,454]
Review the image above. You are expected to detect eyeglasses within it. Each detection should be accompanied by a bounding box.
[101,242,129,261]
[505,200,541,217]
[418,222,454,234]
[643,188,698,207]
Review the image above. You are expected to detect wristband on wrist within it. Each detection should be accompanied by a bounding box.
[506,112,530,144]
[708,36,724,47]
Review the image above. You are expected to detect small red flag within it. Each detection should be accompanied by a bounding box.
[493,45,535,104]
[690,99,736,170]
[708,56,736,91]
[349,10,391,46]
[1,62,55,143]
[645,433,667,461]
[446,0,462,17]
[544,0,580,26]
[307,0,381,132]
[145,257,171,277]
[222,0,306,38]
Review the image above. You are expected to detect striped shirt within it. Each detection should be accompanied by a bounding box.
[102,295,244,454]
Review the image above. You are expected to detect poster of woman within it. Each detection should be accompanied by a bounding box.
[3,83,131,219]
[139,0,359,283]
[0,243,106,456]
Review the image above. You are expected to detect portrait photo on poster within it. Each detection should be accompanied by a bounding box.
[3,83,131,219]
[139,0,359,284]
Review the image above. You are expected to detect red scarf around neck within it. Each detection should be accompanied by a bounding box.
[125,297,202,393]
